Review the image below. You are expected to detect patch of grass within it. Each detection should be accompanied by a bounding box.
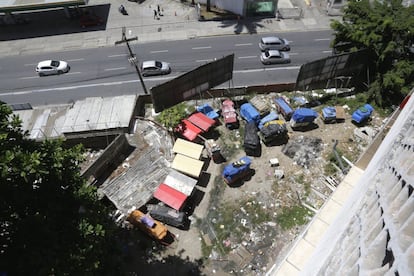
[294,174,311,196]
[241,199,272,225]
[218,128,243,159]
[324,144,357,175]
[276,205,310,230]
[200,232,213,259]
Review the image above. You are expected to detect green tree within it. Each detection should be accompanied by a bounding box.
[156,103,191,130]
[0,103,121,275]
[331,0,414,106]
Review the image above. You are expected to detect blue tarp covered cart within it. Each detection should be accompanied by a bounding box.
[322,106,336,122]
[321,106,346,123]
[274,97,294,120]
[290,108,318,128]
[240,103,260,124]
[352,104,374,124]
[222,156,251,184]
[197,104,219,120]
[258,111,279,130]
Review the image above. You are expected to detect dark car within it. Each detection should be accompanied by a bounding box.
[147,204,187,228]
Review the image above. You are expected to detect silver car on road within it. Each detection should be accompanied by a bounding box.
[260,50,291,65]
[36,60,70,76]
[259,36,290,51]
[141,60,171,77]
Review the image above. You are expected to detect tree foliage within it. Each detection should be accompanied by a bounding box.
[331,0,414,106]
[156,103,191,129]
[0,103,121,275]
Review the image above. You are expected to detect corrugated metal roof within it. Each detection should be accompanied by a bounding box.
[13,95,136,139]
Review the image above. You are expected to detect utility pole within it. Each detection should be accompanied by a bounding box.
[115,27,149,95]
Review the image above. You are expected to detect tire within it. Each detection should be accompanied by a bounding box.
[39,73,44,77]
[58,70,63,74]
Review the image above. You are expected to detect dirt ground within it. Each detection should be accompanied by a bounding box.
[123,93,384,275]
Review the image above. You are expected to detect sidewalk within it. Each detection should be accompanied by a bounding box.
[0,0,337,57]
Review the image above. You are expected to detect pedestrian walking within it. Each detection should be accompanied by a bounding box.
[157,5,160,14]
[153,9,157,19]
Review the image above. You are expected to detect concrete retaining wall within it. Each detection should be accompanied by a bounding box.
[81,134,135,184]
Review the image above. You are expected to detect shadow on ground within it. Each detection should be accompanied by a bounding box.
[0,4,110,41]
[219,18,266,34]
[119,228,206,275]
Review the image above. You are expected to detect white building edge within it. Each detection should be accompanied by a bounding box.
[268,91,414,275]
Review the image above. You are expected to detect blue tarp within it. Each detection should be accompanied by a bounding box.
[197,104,219,120]
[322,106,336,120]
[352,104,374,123]
[240,103,260,124]
[258,111,279,130]
[274,97,293,119]
[222,156,251,183]
[293,96,308,106]
[291,108,318,123]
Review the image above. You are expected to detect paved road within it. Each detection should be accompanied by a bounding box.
[0,30,333,105]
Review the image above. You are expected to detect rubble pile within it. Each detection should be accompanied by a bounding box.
[282,136,323,168]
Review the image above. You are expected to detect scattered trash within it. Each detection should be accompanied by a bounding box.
[354,126,377,144]
[274,169,284,179]
[269,158,279,167]
[282,136,323,168]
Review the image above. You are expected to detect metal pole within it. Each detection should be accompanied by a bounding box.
[115,27,149,95]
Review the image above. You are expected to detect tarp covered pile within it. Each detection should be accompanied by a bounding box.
[244,121,260,155]
[290,108,318,128]
[351,104,374,124]
[321,106,346,123]
[222,156,251,184]
[260,120,288,144]
[240,103,260,124]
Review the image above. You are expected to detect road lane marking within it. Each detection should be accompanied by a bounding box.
[235,43,253,47]
[234,68,262,73]
[67,58,85,62]
[108,54,128,58]
[19,76,38,79]
[4,66,300,96]
[196,59,214,63]
[1,77,175,96]
[150,50,169,53]
[314,38,331,41]
[24,63,37,67]
[192,46,212,50]
[288,52,299,55]
[233,66,300,73]
[67,72,82,75]
[238,56,257,59]
[323,50,332,53]
[104,67,127,71]
[265,66,300,71]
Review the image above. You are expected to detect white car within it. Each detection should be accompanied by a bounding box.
[36,60,70,76]
[141,60,171,77]
[259,36,290,51]
[260,50,290,65]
